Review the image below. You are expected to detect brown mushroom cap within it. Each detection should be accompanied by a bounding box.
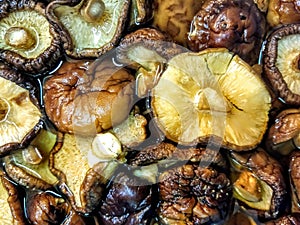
[0,0,63,74]
[263,23,300,106]
[289,151,300,213]
[188,0,266,65]
[46,0,130,58]
[43,58,134,135]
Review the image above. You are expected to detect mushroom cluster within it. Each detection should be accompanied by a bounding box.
[2,0,300,224]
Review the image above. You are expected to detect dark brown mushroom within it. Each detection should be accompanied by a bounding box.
[26,191,69,225]
[229,148,289,220]
[46,0,130,58]
[264,213,300,225]
[267,0,300,27]
[158,164,231,224]
[0,0,63,74]
[128,0,153,29]
[43,58,134,135]
[289,151,300,213]
[97,167,154,225]
[187,0,266,65]
[265,108,300,156]
[0,170,27,225]
[0,64,43,156]
[263,23,300,106]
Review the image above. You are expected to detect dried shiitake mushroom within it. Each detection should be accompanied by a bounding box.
[188,0,266,65]
[97,168,154,225]
[264,213,300,225]
[158,164,231,224]
[0,65,43,156]
[128,0,153,29]
[0,0,63,74]
[289,151,300,213]
[263,23,300,106]
[0,170,27,225]
[43,58,134,135]
[229,148,288,220]
[152,0,205,46]
[46,0,130,58]
[4,129,58,190]
[151,48,271,150]
[265,108,300,156]
[267,0,300,27]
[50,133,123,214]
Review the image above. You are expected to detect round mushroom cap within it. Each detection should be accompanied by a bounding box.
[43,58,134,135]
[151,48,271,150]
[263,23,300,106]
[188,0,266,65]
[0,0,63,74]
[46,0,130,58]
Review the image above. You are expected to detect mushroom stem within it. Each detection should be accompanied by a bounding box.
[80,0,105,23]
[4,27,36,50]
[22,146,43,165]
[0,97,10,122]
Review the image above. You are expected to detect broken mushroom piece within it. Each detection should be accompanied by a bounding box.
[50,133,121,214]
[0,68,42,156]
[43,58,134,135]
[229,148,288,220]
[263,23,300,106]
[187,0,266,65]
[4,129,58,190]
[0,170,27,225]
[152,0,205,46]
[46,0,130,58]
[0,0,63,74]
[128,0,153,29]
[158,164,231,224]
[151,48,271,150]
[267,0,300,27]
[265,108,300,156]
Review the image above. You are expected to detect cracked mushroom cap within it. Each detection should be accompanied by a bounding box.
[151,48,271,150]
[0,65,42,156]
[187,0,266,65]
[263,23,300,106]
[0,0,63,74]
[229,148,289,220]
[43,58,134,135]
[46,0,130,58]
[267,0,300,27]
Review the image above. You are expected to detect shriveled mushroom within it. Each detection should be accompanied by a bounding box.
[151,49,271,150]
[117,27,185,97]
[229,148,289,220]
[263,23,300,106]
[188,0,266,65]
[158,164,231,224]
[0,0,63,74]
[0,170,27,225]
[289,151,300,213]
[26,191,69,225]
[128,0,153,29]
[265,213,300,225]
[43,58,134,135]
[4,129,58,191]
[97,168,154,225]
[152,0,205,46]
[267,0,300,27]
[46,0,130,58]
[265,108,300,156]
[0,65,42,156]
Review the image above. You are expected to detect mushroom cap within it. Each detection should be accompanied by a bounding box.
[46,0,130,58]
[151,48,271,150]
[263,23,300,106]
[0,68,42,156]
[0,0,63,74]
[187,0,266,65]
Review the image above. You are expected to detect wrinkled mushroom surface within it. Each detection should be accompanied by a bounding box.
[46,0,130,58]
[265,213,300,225]
[263,23,300,106]
[188,0,266,65]
[0,0,63,74]
[43,58,134,135]
[289,151,300,213]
